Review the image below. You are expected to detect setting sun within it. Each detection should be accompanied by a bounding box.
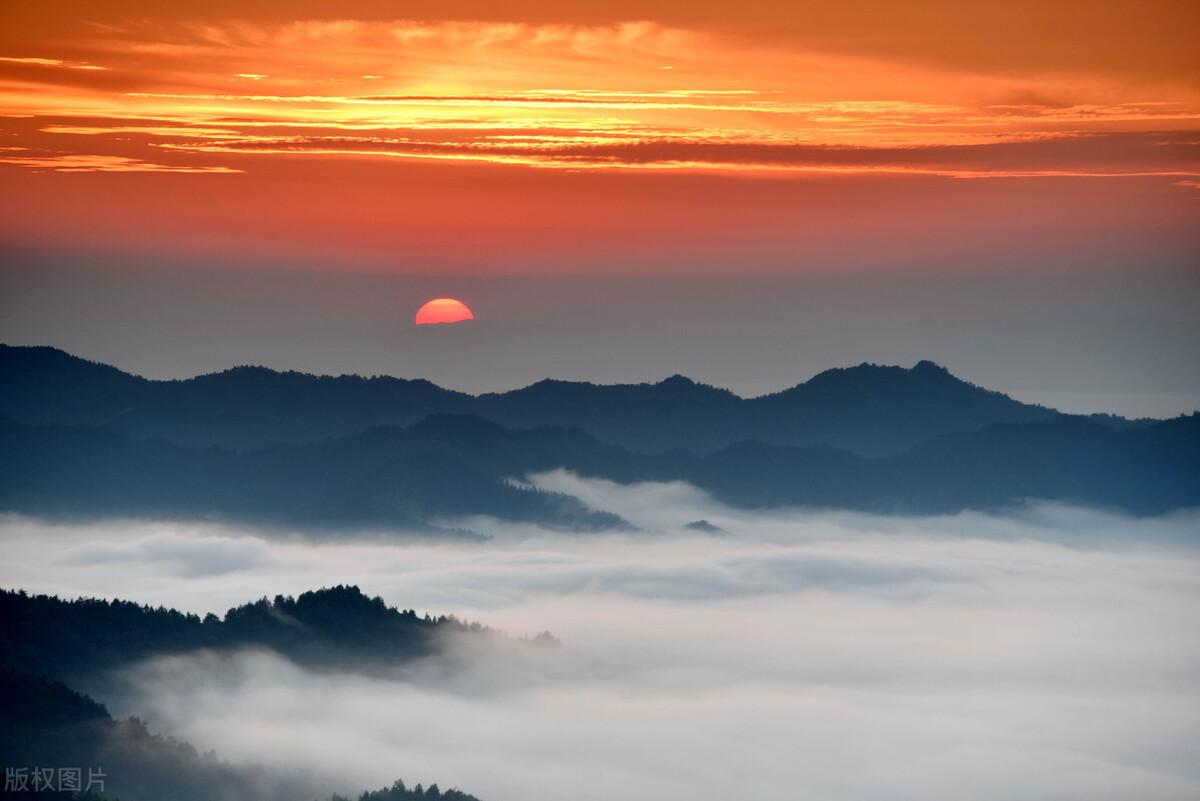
[415,297,474,325]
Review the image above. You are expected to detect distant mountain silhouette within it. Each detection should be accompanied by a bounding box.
[1,345,1074,456]
[0,345,473,450]
[686,415,1200,515]
[742,360,1059,455]
[2,407,1196,526]
[472,374,746,453]
[0,414,627,532]
[3,344,1194,525]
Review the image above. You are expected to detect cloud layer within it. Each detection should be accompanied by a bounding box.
[2,17,1198,177]
[2,475,1198,800]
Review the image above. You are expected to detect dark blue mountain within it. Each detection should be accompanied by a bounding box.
[0,412,626,532]
[742,360,1057,455]
[0,345,473,450]
[0,584,491,801]
[0,585,492,682]
[1,345,1072,455]
[1,408,1196,526]
[686,414,1200,515]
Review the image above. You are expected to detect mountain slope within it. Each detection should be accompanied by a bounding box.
[1,345,1072,455]
[0,669,328,801]
[0,414,625,532]
[475,374,745,453]
[685,415,1200,515]
[1,646,485,801]
[1,409,1195,526]
[0,586,496,801]
[742,360,1058,455]
[0,345,474,449]
[0,585,495,682]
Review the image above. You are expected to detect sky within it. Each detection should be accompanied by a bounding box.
[0,1,1197,414]
[2,474,1198,801]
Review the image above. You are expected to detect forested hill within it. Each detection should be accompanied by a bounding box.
[0,586,494,801]
[0,413,627,532]
[0,669,483,801]
[0,585,497,682]
[2,410,1197,529]
[1,345,1073,455]
[3,344,1194,529]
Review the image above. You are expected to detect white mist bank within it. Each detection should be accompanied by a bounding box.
[1,475,1199,801]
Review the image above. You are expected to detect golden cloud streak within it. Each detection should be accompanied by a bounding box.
[0,153,240,173]
[1,19,1198,178]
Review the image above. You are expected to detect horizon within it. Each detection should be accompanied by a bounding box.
[2,263,1196,418]
[11,341,1186,421]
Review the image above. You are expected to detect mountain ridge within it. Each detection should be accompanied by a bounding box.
[2,408,1196,528]
[1,344,1093,456]
[0,586,492,801]
[4,344,1194,529]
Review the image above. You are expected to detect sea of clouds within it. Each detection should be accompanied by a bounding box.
[2,472,1198,801]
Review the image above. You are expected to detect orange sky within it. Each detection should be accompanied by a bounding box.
[0,1,1197,272]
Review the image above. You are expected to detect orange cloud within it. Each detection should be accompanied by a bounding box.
[0,15,1197,179]
[0,152,240,173]
[0,6,1195,274]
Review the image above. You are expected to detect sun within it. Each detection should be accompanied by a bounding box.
[415,297,474,325]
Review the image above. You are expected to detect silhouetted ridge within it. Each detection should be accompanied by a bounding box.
[406,412,514,440]
[3,344,1195,524]
[0,344,146,425]
[345,781,482,801]
[0,665,485,801]
[3,406,1195,524]
[743,360,1059,455]
[0,585,495,683]
[913,359,952,375]
[0,669,110,729]
[1,345,1085,455]
[0,587,496,800]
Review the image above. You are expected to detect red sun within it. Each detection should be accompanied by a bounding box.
[415,297,474,325]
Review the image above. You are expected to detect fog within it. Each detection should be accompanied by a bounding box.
[2,475,1198,800]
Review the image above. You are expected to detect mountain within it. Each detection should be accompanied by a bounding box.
[474,374,746,453]
[0,585,492,801]
[2,343,1193,526]
[2,408,1196,527]
[0,669,325,801]
[740,360,1058,455]
[1,345,1069,456]
[0,414,626,532]
[687,415,1200,515]
[0,585,497,684]
[0,345,473,450]
[0,670,484,801]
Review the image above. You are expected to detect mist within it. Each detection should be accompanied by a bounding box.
[1,475,1198,801]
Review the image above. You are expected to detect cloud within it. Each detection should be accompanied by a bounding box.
[64,531,273,577]
[1,17,1197,179]
[0,153,241,173]
[3,2,1197,82]
[0,55,106,70]
[3,477,1199,801]
[145,127,1198,177]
